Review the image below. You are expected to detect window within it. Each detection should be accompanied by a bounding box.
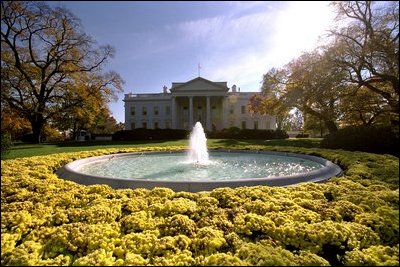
[266,121,271,129]
[142,106,147,116]
[130,106,135,116]
[154,122,159,129]
[241,105,246,114]
[254,121,258,130]
[130,122,135,129]
[212,106,216,110]
[241,121,246,129]
[142,122,147,129]
[154,106,159,116]
[230,108,234,115]
[165,121,171,129]
[166,106,171,116]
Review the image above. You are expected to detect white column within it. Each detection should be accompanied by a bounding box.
[206,96,211,131]
[221,98,226,129]
[189,96,193,129]
[124,102,129,130]
[171,97,176,129]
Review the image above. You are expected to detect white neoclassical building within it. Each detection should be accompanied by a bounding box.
[124,77,276,131]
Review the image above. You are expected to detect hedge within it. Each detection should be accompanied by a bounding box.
[321,125,399,156]
[1,145,399,266]
[207,128,289,140]
[113,128,289,141]
[1,132,12,158]
[113,129,189,141]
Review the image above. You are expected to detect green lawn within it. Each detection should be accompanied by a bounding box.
[3,138,322,159]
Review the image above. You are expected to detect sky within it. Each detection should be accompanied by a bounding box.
[51,1,336,123]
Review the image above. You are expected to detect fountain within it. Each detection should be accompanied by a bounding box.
[56,123,342,192]
[188,122,209,164]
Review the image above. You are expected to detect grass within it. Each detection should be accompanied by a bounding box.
[3,140,186,159]
[3,138,323,159]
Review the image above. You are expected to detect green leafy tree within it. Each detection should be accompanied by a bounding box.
[1,1,123,143]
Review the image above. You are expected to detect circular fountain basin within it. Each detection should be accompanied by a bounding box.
[56,150,342,192]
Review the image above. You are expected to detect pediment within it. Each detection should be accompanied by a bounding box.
[170,77,229,93]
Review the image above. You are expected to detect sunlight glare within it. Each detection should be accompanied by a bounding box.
[270,1,335,65]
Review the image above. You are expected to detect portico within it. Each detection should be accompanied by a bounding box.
[171,95,224,131]
[169,77,229,131]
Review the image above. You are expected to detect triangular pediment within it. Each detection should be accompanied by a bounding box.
[170,77,229,93]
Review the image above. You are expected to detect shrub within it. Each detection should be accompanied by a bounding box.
[20,133,35,143]
[321,125,399,156]
[1,132,13,158]
[42,126,65,142]
[296,133,309,138]
[113,129,189,141]
[1,146,398,266]
[207,128,289,140]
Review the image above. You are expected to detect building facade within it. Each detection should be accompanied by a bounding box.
[124,77,276,131]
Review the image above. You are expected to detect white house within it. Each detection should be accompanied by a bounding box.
[123,77,276,131]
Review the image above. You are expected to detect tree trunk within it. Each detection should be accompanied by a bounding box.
[29,114,45,144]
[324,120,338,134]
[389,103,399,129]
[72,121,78,141]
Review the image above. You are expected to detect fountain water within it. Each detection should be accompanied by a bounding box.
[188,122,209,164]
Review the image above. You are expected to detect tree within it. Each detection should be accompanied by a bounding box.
[303,113,328,138]
[251,50,347,134]
[329,1,399,126]
[89,114,125,135]
[286,50,350,133]
[248,68,292,130]
[1,109,31,141]
[287,108,304,131]
[51,71,122,140]
[339,84,392,126]
[1,1,123,143]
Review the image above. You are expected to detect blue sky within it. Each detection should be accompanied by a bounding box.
[51,1,336,123]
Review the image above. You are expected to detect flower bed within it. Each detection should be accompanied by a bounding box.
[1,145,399,266]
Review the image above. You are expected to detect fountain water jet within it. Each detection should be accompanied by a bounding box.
[188,122,209,164]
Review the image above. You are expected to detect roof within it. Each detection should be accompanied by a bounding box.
[170,77,228,92]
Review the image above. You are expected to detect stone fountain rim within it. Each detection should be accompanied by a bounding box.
[55,149,343,192]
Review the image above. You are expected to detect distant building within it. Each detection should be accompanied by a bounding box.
[123,77,276,131]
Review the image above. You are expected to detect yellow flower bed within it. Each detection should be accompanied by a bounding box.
[1,146,399,266]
